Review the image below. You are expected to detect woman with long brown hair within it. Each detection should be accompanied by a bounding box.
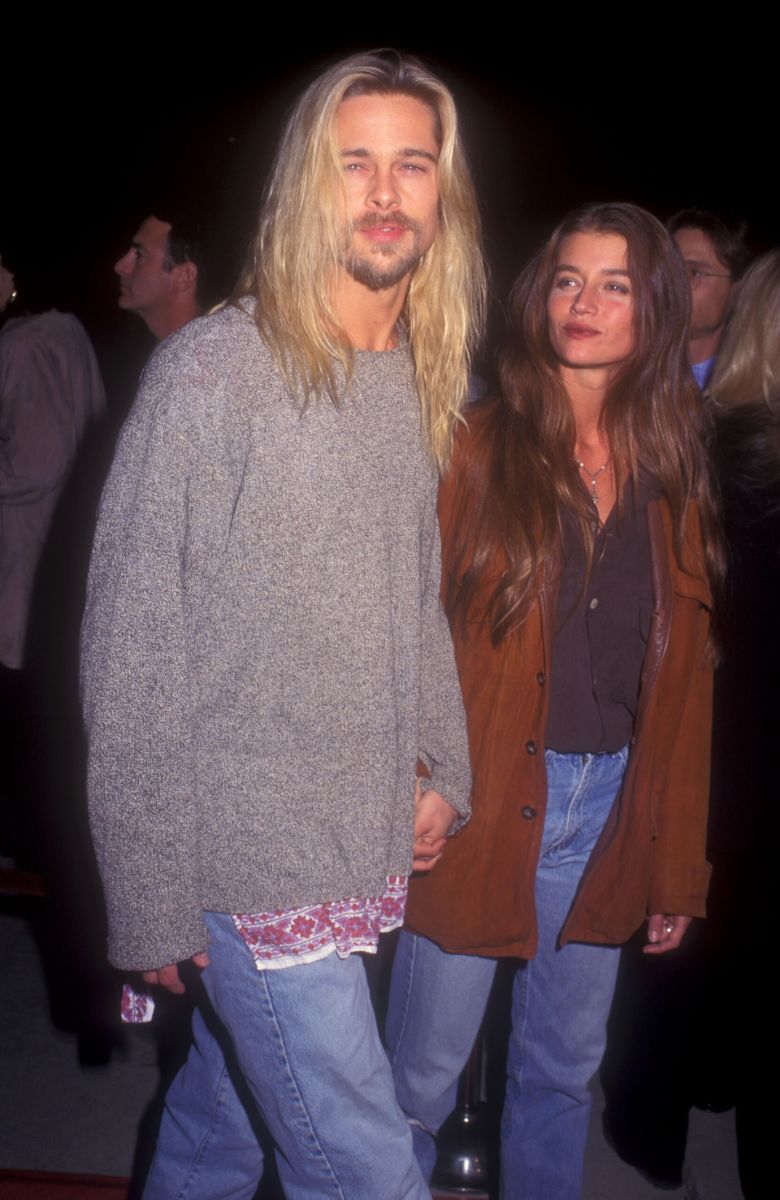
[386,202,724,1198]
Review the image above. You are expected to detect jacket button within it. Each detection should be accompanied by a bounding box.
[525,740,537,755]
[536,671,546,686]
[521,805,537,820]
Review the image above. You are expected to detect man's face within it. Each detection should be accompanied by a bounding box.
[336,93,441,292]
[673,226,733,341]
[114,216,176,319]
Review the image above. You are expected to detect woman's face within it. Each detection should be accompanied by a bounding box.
[0,262,15,313]
[546,231,635,375]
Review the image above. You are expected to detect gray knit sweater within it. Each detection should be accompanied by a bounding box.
[81,302,471,971]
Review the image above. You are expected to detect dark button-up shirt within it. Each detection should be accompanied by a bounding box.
[546,480,655,753]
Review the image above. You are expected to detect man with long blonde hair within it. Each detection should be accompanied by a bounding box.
[82,50,485,1199]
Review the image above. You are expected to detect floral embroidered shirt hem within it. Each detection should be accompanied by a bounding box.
[121,875,407,1022]
[233,875,407,970]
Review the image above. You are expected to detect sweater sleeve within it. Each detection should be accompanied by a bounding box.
[81,338,239,971]
[416,473,472,824]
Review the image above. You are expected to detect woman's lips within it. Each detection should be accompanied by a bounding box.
[562,323,600,339]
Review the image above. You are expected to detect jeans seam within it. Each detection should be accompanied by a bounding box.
[258,969,344,1198]
[151,1060,235,1200]
[512,963,530,1092]
[562,753,590,847]
[387,932,416,1070]
[165,1063,233,1200]
[543,752,591,855]
[503,961,529,1152]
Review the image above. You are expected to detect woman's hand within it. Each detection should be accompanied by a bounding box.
[643,914,692,955]
[412,782,458,872]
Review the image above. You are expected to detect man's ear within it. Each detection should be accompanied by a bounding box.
[172,261,198,294]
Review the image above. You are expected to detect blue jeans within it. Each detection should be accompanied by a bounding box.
[144,912,428,1200]
[387,746,628,1200]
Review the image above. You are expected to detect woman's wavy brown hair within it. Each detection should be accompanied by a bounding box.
[446,201,725,643]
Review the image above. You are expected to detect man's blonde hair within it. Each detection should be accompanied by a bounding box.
[235,50,486,470]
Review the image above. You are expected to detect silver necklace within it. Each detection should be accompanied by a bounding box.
[575,457,610,507]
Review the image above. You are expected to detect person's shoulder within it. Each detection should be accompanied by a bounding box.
[0,309,86,350]
[147,300,270,382]
[127,297,285,451]
[137,300,282,426]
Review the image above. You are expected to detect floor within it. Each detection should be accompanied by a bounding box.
[0,894,743,1198]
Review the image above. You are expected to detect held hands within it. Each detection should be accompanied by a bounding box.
[142,951,210,994]
[412,780,458,872]
[142,786,460,989]
[643,914,692,955]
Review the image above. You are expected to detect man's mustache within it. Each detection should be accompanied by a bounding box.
[352,213,422,234]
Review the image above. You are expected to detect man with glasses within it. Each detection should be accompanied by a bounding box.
[669,208,750,389]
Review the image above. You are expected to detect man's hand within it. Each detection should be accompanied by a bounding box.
[142,951,210,994]
[643,914,692,955]
[413,783,458,872]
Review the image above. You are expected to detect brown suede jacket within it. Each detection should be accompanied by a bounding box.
[405,420,714,959]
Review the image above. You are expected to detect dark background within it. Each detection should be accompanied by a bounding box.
[0,24,768,1192]
[4,22,773,379]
